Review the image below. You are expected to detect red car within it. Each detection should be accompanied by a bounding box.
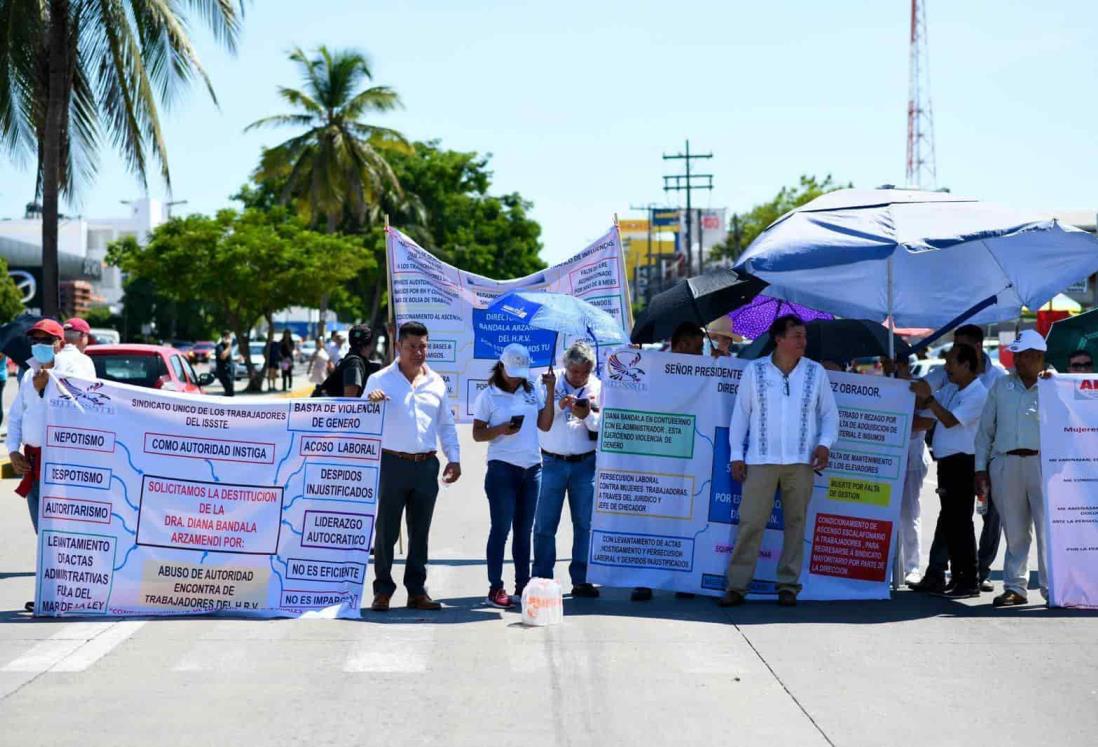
[86,344,215,393]
[190,340,216,363]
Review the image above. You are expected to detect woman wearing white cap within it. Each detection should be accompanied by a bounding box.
[472,343,556,608]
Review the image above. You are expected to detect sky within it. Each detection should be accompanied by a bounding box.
[1,0,1096,265]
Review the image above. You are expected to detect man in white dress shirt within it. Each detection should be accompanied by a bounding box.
[918,324,1005,592]
[721,315,839,607]
[910,345,989,598]
[365,321,461,611]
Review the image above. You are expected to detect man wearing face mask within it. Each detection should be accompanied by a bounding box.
[213,330,235,396]
[7,320,66,611]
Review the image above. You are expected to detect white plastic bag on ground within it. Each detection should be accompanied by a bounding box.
[521,578,563,626]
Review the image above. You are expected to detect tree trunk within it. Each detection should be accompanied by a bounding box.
[41,0,71,319]
[316,211,338,341]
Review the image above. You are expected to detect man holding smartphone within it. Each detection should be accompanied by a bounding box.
[533,341,603,598]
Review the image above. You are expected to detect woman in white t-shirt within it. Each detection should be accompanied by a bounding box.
[472,343,556,608]
[307,336,332,387]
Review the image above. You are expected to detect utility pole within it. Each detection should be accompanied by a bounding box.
[628,202,663,304]
[663,139,712,278]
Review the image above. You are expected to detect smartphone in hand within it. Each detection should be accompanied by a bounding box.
[509,414,525,430]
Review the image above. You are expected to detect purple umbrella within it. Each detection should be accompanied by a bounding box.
[728,294,833,340]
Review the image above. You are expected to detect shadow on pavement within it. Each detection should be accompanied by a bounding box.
[356,595,504,624]
[0,571,35,580]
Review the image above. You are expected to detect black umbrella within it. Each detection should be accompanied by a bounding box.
[739,318,912,364]
[0,312,47,366]
[631,269,767,343]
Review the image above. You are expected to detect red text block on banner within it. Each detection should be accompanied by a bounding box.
[809,513,892,582]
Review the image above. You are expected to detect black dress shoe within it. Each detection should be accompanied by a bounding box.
[936,585,980,599]
[777,590,797,607]
[992,590,1028,607]
[717,590,745,607]
[571,583,600,598]
[909,575,946,593]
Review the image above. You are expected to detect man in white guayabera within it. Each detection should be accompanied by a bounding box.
[720,314,838,608]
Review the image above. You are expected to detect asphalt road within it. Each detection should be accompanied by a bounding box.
[0,415,1095,746]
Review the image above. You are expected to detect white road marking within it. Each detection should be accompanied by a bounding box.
[1,621,145,673]
[50,621,146,672]
[343,626,435,673]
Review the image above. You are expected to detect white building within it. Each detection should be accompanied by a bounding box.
[0,197,169,313]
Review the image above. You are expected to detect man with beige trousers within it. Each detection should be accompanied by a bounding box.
[720,314,839,607]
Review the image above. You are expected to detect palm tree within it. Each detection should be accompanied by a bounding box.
[0,0,243,318]
[246,46,409,337]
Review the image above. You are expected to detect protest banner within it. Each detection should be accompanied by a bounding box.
[1039,375,1098,608]
[386,225,631,421]
[34,376,383,619]
[587,350,912,600]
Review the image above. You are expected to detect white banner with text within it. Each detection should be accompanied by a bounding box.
[34,377,383,619]
[1039,375,1098,608]
[387,226,630,421]
[587,350,912,600]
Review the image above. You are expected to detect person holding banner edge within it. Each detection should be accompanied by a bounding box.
[974,330,1049,606]
[365,321,461,612]
[721,314,839,607]
[633,322,705,602]
[472,344,556,608]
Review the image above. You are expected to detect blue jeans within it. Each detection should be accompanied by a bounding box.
[26,478,40,533]
[532,452,595,585]
[485,460,541,591]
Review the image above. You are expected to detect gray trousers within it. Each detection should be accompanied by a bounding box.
[371,453,440,597]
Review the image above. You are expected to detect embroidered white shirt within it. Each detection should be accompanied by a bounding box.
[728,356,839,465]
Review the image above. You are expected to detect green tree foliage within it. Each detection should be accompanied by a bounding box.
[388,141,545,279]
[712,175,849,262]
[108,209,371,389]
[237,141,546,329]
[0,257,26,322]
[0,0,243,317]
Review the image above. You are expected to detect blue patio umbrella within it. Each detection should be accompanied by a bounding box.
[734,188,1098,356]
[487,291,628,373]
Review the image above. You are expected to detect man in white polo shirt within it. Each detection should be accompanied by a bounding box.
[911,345,989,598]
[364,321,461,612]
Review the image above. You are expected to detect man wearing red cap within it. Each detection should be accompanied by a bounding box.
[57,318,96,379]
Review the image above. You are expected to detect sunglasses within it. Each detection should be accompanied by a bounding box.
[1068,362,1093,371]
[27,334,55,344]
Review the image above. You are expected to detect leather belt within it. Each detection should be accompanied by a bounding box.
[541,449,595,463]
[1006,449,1039,457]
[382,449,437,462]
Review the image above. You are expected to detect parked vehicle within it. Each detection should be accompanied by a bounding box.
[86,344,214,393]
[235,341,268,379]
[88,327,121,345]
[190,340,216,363]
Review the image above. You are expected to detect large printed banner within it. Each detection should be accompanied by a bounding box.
[387,226,631,421]
[588,350,912,600]
[35,377,383,619]
[1039,375,1098,608]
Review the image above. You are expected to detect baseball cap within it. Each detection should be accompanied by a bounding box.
[63,317,91,334]
[348,324,372,349]
[500,343,532,379]
[1007,329,1047,354]
[27,319,64,339]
